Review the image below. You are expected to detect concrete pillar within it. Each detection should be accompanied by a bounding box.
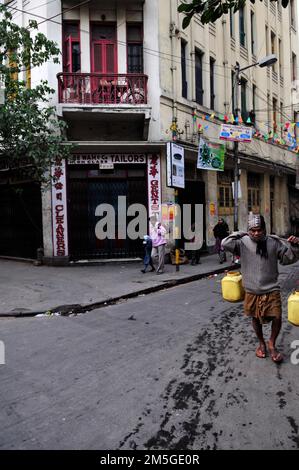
[117,7,127,74]
[274,176,289,236]
[41,185,54,258]
[261,173,271,232]
[202,170,218,249]
[273,176,281,234]
[144,0,161,140]
[280,175,290,236]
[80,6,90,73]
[239,169,248,231]
[31,1,62,102]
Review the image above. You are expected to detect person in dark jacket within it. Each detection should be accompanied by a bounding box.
[213,218,229,263]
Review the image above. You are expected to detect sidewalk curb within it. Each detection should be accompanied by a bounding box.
[0,264,239,318]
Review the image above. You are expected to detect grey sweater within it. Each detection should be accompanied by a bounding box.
[222,232,299,294]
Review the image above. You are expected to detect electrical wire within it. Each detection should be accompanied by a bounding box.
[6,1,297,73]
[11,0,59,22]
[3,2,298,129]
[37,0,91,26]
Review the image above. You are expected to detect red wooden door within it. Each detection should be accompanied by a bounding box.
[91,24,117,73]
[90,24,117,100]
[91,42,116,74]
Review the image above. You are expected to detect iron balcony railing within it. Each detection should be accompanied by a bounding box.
[57,73,148,105]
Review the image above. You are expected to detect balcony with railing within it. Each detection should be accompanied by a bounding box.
[56,73,151,140]
[57,73,148,106]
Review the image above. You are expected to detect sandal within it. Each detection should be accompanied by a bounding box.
[268,342,283,363]
[256,344,267,359]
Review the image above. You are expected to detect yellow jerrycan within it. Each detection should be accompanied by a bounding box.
[288,291,299,326]
[221,271,245,302]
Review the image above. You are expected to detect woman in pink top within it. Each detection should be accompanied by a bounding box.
[151,222,167,274]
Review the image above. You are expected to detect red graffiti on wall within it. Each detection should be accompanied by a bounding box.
[52,159,66,257]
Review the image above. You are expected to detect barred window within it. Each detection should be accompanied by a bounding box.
[127,24,143,74]
[248,173,260,213]
[218,171,233,215]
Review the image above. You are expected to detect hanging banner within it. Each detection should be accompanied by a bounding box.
[219,124,252,142]
[51,158,68,257]
[166,142,185,188]
[197,138,225,171]
[147,154,161,222]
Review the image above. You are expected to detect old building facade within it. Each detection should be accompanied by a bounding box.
[1,0,299,262]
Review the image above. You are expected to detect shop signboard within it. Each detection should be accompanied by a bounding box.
[69,154,146,166]
[166,142,185,189]
[197,138,225,171]
[51,158,68,257]
[147,154,161,222]
[219,124,252,142]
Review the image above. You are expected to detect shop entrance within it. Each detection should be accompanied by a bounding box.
[68,166,147,259]
[289,185,299,236]
[0,182,43,259]
[178,180,206,250]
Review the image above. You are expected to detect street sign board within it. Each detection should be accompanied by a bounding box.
[197,138,225,171]
[99,163,114,170]
[166,142,185,189]
[219,124,252,142]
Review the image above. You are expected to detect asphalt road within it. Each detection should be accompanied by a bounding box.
[0,264,299,450]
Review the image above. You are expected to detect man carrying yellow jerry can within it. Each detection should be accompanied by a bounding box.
[221,215,299,363]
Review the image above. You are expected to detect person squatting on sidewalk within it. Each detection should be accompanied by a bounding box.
[141,235,155,273]
[222,214,299,363]
[151,222,167,274]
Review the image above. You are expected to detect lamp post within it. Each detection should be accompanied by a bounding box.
[232,54,277,231]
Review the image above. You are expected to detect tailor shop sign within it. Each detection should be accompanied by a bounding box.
[69,154,146,168]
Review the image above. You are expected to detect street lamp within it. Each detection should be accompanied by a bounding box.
[232,54,277,231]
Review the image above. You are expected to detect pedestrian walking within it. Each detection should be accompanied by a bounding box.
[141,235,155,273]
[213,218,229,263]
[151,222,167,274]
[222,214,299,363]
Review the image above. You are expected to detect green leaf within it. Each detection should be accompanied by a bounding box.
[201,9,213,24]
[182,15,192,29]
[0,5,70,184]
[178,2,195,13]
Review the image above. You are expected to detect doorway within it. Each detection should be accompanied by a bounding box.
[0,182,42,259]
[68,166,147,259]
[177,180,206,250]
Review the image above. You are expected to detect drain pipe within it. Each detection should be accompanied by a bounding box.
[222,16,228,113]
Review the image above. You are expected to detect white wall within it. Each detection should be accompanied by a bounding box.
[144,0,161,140]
